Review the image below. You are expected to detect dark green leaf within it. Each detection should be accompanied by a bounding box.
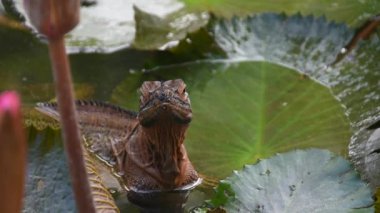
[197,12,380,190]
[112,61,351,179]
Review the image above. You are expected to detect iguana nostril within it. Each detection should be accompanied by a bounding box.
[158,94,166,102]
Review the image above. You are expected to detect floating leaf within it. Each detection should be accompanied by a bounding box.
[0,2,4,14]
[327,33,380,189]
[184,12,380,189]
[24,128,76,212]
[350,128,380,190]
[112,61,351,179]
[329,33,380,130]
[182,0,380,26]
[211,149,373,212]
[133,5,209,50]
[362,129,380,189]
[209,13,353,80]
[201,13,379,130]
[169,26,226,60]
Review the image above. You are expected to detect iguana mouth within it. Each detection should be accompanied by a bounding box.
[139,102,192,127]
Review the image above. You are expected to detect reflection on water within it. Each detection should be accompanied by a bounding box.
[127,178,202,213]
[128,191,190,213]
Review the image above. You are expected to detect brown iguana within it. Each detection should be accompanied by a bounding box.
[36,79,199,191]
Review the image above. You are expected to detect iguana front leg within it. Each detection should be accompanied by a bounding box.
[126,148,169,188]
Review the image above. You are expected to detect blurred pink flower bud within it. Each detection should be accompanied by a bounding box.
[23,0,80,39]
[0,91,27,213]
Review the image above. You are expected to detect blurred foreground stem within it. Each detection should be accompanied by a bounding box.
[48,37,95,212]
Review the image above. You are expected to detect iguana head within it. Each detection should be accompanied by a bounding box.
[138,79,192,127]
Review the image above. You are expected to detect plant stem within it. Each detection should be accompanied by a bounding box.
[48,37,95,213]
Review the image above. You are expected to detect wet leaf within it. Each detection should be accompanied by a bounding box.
[209,13,353,78]
[329,34,380,190]
[24,128,75,212]
[112,61,351,179]
[133,5,209,50]
[170,27,226,60]
[182,0,380,26]
[0,2,4,14]
[211,149,374,212]
[362,129,380,189]
[350,128,380,190]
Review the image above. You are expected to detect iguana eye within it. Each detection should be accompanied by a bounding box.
[178,87,186,94]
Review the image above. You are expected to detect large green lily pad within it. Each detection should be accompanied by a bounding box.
[210,149,374,212]
[203,13,379,130]
[112,61,351,179]
[187,12,380,189]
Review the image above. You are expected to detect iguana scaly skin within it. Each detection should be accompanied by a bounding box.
[36,79,199,191]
